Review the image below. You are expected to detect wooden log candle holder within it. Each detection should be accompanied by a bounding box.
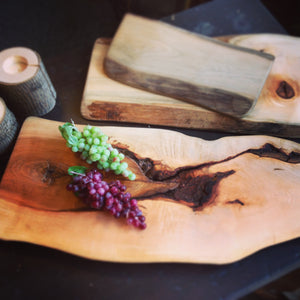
[0,97,18,155]
[0,47,56,118]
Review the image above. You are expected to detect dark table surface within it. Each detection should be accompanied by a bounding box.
[1,0,300,299]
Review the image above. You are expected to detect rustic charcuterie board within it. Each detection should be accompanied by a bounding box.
[104,14,274,118]
[81,34,300,137]
[0,117,300,264]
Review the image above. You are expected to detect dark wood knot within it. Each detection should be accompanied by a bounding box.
[276,81,295,99]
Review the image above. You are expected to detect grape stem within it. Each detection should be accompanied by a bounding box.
[69,171,84,176]
[70,119,80,132]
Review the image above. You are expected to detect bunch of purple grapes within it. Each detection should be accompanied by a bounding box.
[66,169,146,229]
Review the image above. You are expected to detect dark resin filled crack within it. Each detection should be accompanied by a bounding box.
[119,143,300,181]
[227,199,245,206]
[153,170,235,210]
[115,143,300,209]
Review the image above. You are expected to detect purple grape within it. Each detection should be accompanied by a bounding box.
[138,215,145,223]
[66,169,146,229]
[120,185,126,192]
[110,186,119,196]
[127,218,134,225]
[66,184,73,191]
[97,187,105,195]
[139,222,147,230]
[89,188,96,195]
[130,199,138,207]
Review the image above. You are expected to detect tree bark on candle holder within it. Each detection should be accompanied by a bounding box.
[0,47,56,118]
[0,97,18,155]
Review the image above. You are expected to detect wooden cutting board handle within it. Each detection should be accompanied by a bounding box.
[104,14,274,118]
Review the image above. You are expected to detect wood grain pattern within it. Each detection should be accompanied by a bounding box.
[81,33,300,137]
[0,117,300,264]
[104,14,274,118]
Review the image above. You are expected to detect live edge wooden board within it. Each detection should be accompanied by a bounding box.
[104,14,274,118]
[81,33,300,137]
[0,117,300,264]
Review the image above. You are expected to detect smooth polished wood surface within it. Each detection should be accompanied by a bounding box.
[1,117,300,264]
[104,14,274,118]
[81,33,300,137]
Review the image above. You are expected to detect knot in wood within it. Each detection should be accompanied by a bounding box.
[276,81,295,99]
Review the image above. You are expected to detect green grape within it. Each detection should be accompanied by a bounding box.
[114,169,122,175]
[97,146,105,154]
[100,135,108,142]
[102,161,109,169]
[87,137,93,145]
[128,172,136,181]
[83,129,90,137]
[118,153,125,161]
[74,131,82,139]
[112,157,120,163]
[122,170,129,177]
[91,153,101,161]
[96,162,103,169]
[78,142,85,150]
[118,162,128,172]
[101,154,109,162]
[93,137,100,145]
[86,158,93,164]
[81,151,89,159]
[59,122,136,180]
[110,162,120,170]
[91,126,100,134]
[110,149,118,157]
[103,149,110,157]
[89,146,98,155]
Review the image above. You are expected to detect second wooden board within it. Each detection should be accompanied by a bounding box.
[81,34,300,137]
[104,14,274,118]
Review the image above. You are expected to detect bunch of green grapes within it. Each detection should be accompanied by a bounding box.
[59,122,136,180]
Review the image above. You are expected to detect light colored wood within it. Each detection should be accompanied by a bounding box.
[0,97,18,155]
[0,47,56,117]
[230,34,300,124]
[0,117,300,263]
[81,34,300,137]
[104,14,274,118]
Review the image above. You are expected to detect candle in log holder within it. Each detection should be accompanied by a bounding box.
[0,97,18,155]
[0,47,56,118]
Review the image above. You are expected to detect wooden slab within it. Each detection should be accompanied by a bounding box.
[104,14,274,118]
[1,117,300,264]
[81,34,300,137]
